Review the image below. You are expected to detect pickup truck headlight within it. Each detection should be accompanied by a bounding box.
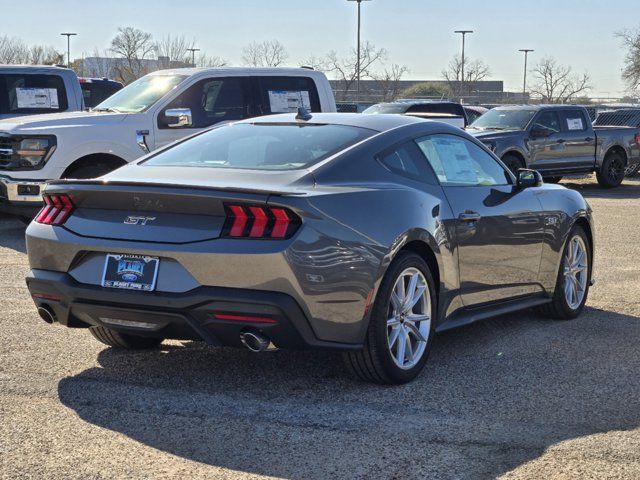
[14,136,56,168]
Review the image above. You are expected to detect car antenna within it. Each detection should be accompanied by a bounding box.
[295,107,312,121]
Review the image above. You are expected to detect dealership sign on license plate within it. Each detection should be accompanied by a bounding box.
[101,254,159,291]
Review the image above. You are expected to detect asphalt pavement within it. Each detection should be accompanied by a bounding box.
[1,177,639,479]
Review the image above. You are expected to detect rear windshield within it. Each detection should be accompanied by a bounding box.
[0,73,69,114]
[363,103,465,116]
[81,82,123,108]
[142,123,374,170]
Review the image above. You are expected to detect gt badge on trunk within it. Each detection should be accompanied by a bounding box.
[101,254,159,291]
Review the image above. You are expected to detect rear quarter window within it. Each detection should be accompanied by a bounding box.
[0,74,69,114]
[255,76,321,115]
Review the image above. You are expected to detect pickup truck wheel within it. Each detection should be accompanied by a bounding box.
[502,154,524,175]
[596,151,626,188]
[89,326,163,349]
[544,176,563,183]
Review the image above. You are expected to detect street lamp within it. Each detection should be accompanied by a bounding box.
[519,49,534,101]
[186,48,200,67]
[454,30,473,100]
[60,33,77,68]
[347,0,371,105]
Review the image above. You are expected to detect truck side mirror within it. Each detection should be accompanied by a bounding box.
[165,108,193,128]
[517,168,543,188]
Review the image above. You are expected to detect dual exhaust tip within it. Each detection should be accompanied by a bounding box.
[240,331,277,352]
[37,305,56,324]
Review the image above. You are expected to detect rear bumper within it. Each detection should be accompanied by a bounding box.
[26,269,362,351]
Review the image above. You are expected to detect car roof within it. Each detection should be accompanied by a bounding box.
[493,104,586,111]
[0,65,74,74]
[147,66,325,79]
[241,112,427,132]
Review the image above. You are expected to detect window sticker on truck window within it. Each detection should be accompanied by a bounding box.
[15,88,59,109]
[566,117,584,131]
[268,90,311,113]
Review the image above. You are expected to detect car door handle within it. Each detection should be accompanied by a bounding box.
[584,137,594,142]
[458,211,481,222]
[557,139,566,144]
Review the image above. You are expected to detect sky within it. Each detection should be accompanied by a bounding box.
[1,0,637,97]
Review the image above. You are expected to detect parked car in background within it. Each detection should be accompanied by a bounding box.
[463,105,488,124]
[25,112,594,384]
[0,67,336,219]
[363,100,468,128]
[468,105,640,188]
[594,108,640,176]
[0,65,83,120]
[79,77,123,108]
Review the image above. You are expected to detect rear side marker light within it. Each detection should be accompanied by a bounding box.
[223,204,300,239]
[32,292,62,302]
[35,194,74,225]
[213,313,277,324]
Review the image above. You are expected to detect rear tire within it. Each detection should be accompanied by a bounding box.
[344,252,437,384]
[596,151,626,188]
[89,326,163,349]
[536,225,591,320]
[501,153,525,175]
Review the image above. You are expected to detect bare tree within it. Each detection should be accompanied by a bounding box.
[0,35,29,64]
[300,54,329,72]
[155,34,194,67]
[371,64,409,101]
[197,54,228,68]
[326,41,387,101]
[530,57,591,103]
[242,40,288,67]
[400,81,453,100]
[110,27,155,84]
[29,45,64,65]
[617,28,640,91]
[441,54,491,96]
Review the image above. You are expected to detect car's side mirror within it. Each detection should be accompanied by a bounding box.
[530,125,552,138]
[165,108,193,128]
[517,168,544,188]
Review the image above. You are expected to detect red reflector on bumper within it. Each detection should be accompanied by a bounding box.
[213,313,277,324]
[32,292,62,302]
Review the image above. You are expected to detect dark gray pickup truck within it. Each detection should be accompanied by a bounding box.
[468,105,640,188]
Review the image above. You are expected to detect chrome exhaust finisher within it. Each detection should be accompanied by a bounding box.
[240,331,278,352]
[37,305,56,324]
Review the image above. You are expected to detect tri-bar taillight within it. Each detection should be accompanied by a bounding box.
[35,194,74,225]
[223,204,300,239]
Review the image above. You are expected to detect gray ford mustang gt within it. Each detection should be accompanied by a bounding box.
[25,112,595,384]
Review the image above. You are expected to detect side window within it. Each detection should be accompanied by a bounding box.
[0,74,69,114]
[562,110,588,131]
[533,110,561,132]
[416,134,511,186]
[158,77,249,129]
[378,141,437,184]
[255,76,321,115]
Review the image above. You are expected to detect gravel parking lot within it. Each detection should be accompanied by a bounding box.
[1,177,639,480]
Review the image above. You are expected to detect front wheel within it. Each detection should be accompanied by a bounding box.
[536,226,591,320]
[501,153,525,175]
[344,252,437,384]
[596,151,626,188]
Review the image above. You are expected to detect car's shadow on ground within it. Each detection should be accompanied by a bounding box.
[57,307,640,479]
[561,178,640,199]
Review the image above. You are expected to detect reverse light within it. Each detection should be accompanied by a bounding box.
[35,194,74,225]
[223,204,300,239]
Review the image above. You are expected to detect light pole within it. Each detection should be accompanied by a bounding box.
[519,49,534,101]
[60,33,77,68]
[186,48,200,67]
[454,30,473,100]
[347,0,371,105]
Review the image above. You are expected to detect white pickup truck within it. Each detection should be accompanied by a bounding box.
[0,67,336,218]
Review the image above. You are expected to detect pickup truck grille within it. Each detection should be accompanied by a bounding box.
[0,136,13,168]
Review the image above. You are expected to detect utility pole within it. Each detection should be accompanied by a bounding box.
[454,30,473,101]
[519,49,534,101]
[187,48,200,67]
[60,33,77,68]
[347,0,371,106]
